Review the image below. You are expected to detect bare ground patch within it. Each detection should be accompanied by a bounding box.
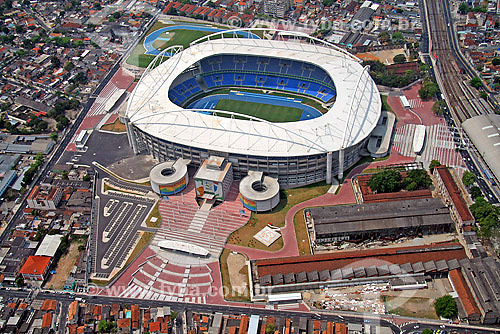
[227,252,248,295]
[45,241,82,289]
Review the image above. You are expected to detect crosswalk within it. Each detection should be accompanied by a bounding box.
[408,98,424,109]
[118,255,212,302]
[393,123,465,169]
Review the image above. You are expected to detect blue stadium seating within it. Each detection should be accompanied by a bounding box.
[169,55,338,105]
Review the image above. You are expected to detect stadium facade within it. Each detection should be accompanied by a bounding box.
[123,30,381,188]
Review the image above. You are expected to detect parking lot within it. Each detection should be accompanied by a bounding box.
[91,169,155,278]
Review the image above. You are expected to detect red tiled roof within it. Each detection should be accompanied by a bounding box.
[42,312,53,328]
[149,321,160,332]
[41,299,57,311]
[68,301,79,322]
[117,318,131,329]
[435,166,474,222]
[161,321,169,333]
[239,315,249,333]
[256,243,467,277]
[449,269,480,317]
[19,256,51,275]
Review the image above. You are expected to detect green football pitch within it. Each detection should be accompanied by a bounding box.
[214,99,303,123]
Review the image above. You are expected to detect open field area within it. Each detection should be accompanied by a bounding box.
[100,118,126,132]
[45,241,82,289]
[215,99,303,122]
[384,295,438,319]
[152,29,211,50]
[227,182,330,251]
[294,209,312,255]
[219,248,250,301]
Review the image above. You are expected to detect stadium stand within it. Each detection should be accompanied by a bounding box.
[168,55,337,105]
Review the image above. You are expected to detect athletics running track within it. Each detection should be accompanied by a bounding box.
[188,91,322,120]
[144,25,259,56]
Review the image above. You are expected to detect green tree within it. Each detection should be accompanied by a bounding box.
[429,160,441,173]
[470,197,499,221]
[470,76,482,89]
[404,169,432,191]
[470,186,482,199]
[266,323,276,334]
[422,329,433,334]
[392,31,404,42]
[432,100,446,116]
[51,55,61,68]
[492,57,500,66]
[368,169,402,193]
[170,311,178,320]
[98,320,116,333]
[393,54,406,64]
[469,196,500,236]
[434,295,458,319]
[378,31,390,43]
[458,2,468,13]
[419,79,438,99]
[15,276,24,287]
[480,91,487,100]
[462,171,476,187]
[50,132,58,142]
[64,62,75,72]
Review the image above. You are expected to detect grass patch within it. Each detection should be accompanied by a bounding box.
[90,279,109,287]
[126,19,254,68]
[381,94,393,112]
[123,231,154,269]
[219,248,250,302]
[126,20,168,68]
[100,118,126,132]
[145,201,161,228]
[214,99,303,122]
[183,87,327,115]
[227,182,330,251]
[294,209,311,255]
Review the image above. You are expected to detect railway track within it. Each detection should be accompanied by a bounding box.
[426,0,489,123]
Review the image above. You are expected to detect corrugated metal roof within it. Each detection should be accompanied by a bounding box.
[462,114,500,184]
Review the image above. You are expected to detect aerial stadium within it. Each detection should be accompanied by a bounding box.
[123,29,382,189]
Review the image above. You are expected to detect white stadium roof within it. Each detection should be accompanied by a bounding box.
[127,30,381,157]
